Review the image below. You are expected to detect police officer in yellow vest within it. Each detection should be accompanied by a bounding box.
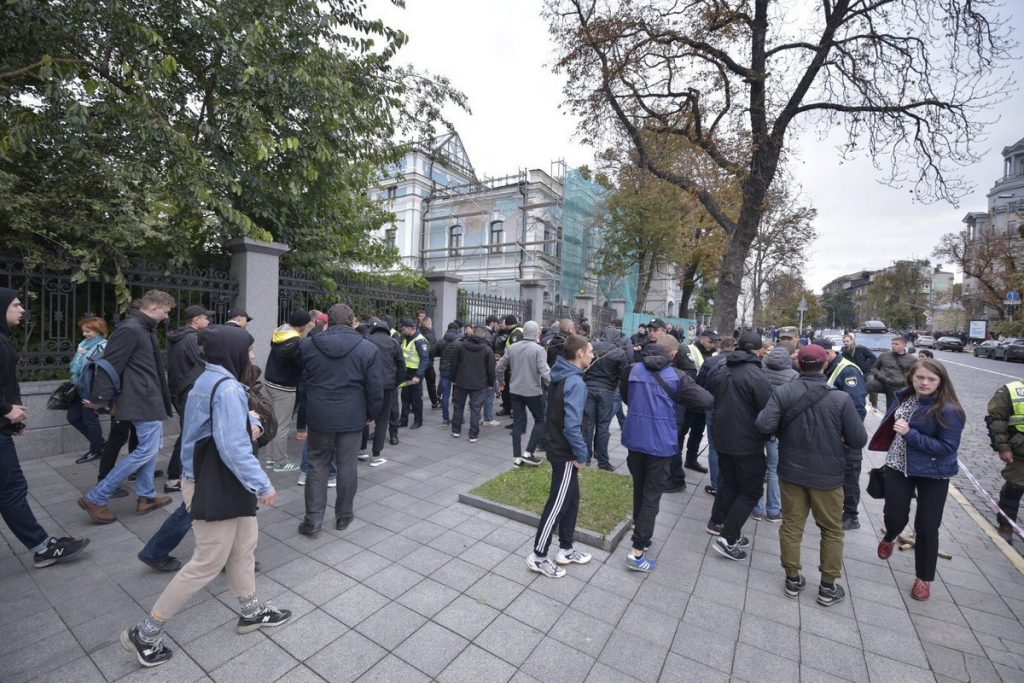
[399,319,430,430]
[812,339,868,530]
[985,381,1024,542]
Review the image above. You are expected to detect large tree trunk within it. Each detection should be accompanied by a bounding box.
[678,262,699,318]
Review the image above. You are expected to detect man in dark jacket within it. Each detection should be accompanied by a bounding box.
[706,332,772,560]
[546,318,575,367]
[841,333,876,375]
[494,315,525,417]
[435,322,462,426]
[297,303,383,534]
[755,343,867,606]
[419,317,440,410]
[0,288,90,567]
[695,336,737,496]
[79,290,176,524]
[449,326,496,442]
[621,335,713,572]
[164,304,212,492]
[363,320,405,466]
[813,339,869,530]
[584,334,628,470]
[263,310,311,469]
[984,382,1024,542]
[871,337,916,411]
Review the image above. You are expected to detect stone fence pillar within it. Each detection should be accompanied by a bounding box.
[519,280,547,324]
[425,272,462,329]
[227,237,289,368]
[575,294,595,322]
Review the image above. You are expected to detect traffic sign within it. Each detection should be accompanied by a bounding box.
[1008,291,1020,301]
[797,297,808,312]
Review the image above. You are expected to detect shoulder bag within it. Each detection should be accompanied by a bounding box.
[47,381,80,410]
[190,378,259,522]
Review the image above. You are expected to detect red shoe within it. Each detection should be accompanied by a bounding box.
[877,539,895,560]
[911,578,931,601]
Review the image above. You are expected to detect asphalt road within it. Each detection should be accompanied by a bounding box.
[912,349,1020,550]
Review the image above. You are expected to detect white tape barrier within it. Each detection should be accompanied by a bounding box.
[866,403,1024,541]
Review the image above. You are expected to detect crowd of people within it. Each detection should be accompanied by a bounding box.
[1,288,1021,669]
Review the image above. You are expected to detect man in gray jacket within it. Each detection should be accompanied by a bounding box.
[754,344,867,607]
[496,321,549,468]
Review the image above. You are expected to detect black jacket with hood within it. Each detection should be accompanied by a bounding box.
[91,308,173,421]
[366,322,405,391]
[436,327,461,375]
[585,339,628,392]
[707,349,773,456]
[755,373,868,489]
[450,335,496,390]
[167,325,202,404]
[0,287,22,433]
[264,324,304,390]
[298,325,383,433]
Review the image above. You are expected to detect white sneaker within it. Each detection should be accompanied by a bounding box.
[328,477,337,488]
[518,454,542,467]
[357,452,369,461]
[556,547,592,565]
[297,472,307,486]
[526,553,565,578]
[483,420,502,427]
[368,456,387,467]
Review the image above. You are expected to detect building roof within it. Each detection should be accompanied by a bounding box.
[1001,137,1024,158]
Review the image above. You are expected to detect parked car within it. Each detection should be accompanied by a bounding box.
[990,339,1020,361]
[934,337,964,352]
[975,340,1000,358]
[1005,340,1024,362]
[916,335,936,349]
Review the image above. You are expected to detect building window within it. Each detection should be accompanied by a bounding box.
[385,227,397,249]
[489,221,504,254]
[449,224,463,257]
[385,186,397,200]
[544,223,557,257]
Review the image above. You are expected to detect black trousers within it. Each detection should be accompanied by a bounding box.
[843,455,862,520]
[401,370,423,424]
[627,451,671,551]
[683,409,707,464]
[997,480,1023,528]
[167,399,185,481]
[882,469,949,581]
[711,452,766,544]
[0,434,49,551]
[370,388,397,456]
[534,460,580,557]
[500,368,512,413]
[97,419,138,482]
[425,365,439,406]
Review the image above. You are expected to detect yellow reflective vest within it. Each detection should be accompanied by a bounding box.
[1006,380,1024,432]
[402,333,427,369]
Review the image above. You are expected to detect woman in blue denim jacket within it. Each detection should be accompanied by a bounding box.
[873,358,965,602]
[122,325,290,668]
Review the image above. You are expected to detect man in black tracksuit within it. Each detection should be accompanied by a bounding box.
[164,304,212,492]
[363,321,405,466]
[706,332,772,560]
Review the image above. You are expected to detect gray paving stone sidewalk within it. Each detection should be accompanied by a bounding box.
[2,410,1024,682]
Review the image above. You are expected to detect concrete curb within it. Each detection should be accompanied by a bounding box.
[458,492,631,552]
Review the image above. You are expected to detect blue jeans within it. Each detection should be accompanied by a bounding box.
[67,401,104,454]
[0,433,49,552]
[439,374,452,421]
[706,412,719,489]
[754,439,781,517]
[583,386,615,467]
[86,420,163,505]
[139,502,192,562]
[483,386,495,422]
[300,442,336,476]
[613,389,625,428]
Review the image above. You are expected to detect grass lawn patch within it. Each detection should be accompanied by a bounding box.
[469,461,633,536]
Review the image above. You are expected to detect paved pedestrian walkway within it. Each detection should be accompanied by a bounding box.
[2,411,1024,682]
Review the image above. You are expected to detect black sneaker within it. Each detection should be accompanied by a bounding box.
[442,419,450,427]
[127,469,164,483]
[237,605,292,634]
[842,517,861,531]
[33,536,90,568]
[784,574,806,598]
[817,583,846,606]
[138,552,182,572]
[75,451,101,464]
[451,431,461,439]
[163,481,182,493]
[713,537,747,561]
[121,627,172,667]
[389,435,399,445]
[298,522,320,537]
[704,485,717,496]
[685,462,709,473]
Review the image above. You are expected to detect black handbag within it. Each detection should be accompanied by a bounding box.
[189,378,259,522]
[47,381,80,410]
[867,466,887,499]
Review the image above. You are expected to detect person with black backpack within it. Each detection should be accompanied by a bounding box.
[754,343,867,606]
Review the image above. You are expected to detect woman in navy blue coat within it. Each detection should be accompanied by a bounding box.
[871,358,965,601]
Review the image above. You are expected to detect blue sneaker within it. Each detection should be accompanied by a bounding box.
[625,552,656,572]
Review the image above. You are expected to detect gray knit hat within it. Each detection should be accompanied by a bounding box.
[523,320,540,340]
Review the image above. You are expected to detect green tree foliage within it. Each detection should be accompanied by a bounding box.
[763,273,823,328]
[0,0,464,299]
[819,290,857,330]
[864,260,929,329]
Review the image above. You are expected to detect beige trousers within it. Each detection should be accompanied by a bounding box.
[151,482,258,620]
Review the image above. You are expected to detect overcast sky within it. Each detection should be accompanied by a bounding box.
[377,0,1024,292]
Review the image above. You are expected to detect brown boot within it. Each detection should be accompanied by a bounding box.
[136,495,172,514]
[78,496,116,524]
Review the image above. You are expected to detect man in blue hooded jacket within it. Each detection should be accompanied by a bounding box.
[526,334,594,579]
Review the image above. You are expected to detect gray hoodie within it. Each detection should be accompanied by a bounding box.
[495,339,550,397]
[762,346,798,387]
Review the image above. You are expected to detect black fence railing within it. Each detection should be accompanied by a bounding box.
[1,256,236,379]
[456,291,532,327]
[278,271,435,325]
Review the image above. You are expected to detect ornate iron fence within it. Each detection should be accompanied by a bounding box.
[542,303,577,323]
[0,256,236,379]
[278,270,435,324]
[593,306,616,330]
[457,291,532,326]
